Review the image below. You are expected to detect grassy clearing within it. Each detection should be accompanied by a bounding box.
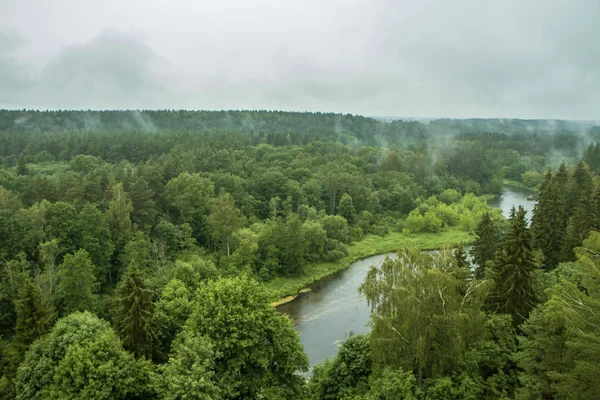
[503,179,539,192]
[266,227,473,304]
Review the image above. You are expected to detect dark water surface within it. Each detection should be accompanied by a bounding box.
[279,187,535,370]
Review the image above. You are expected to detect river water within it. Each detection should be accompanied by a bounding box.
[278,186,536,370]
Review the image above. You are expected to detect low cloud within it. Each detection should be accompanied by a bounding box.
[1,0,599,119]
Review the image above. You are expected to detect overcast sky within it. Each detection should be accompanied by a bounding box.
[1,0,598,119]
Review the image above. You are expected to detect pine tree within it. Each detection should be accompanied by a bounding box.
[14,280,55,346]
[111,263,158,360]
[469,212,501,278]
[488,206,537,328]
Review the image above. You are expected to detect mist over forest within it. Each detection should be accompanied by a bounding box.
[0,108,600,399]
[2,0,600,398]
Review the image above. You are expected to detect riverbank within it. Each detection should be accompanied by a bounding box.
[503,179,539,193]
[266,227,474,305]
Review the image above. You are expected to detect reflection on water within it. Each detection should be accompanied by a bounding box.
[279,187,536,370]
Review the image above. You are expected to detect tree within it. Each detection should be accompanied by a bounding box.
[207,193,244,256]
[487,206,538,327]
[453,241,469,270]
[531,169,567,271]
[0,253,29,336]
[469,211,502,278]
[154,279,194,359]
[519,232,600,399]
[185,276,308,399]
[338,193,356,224]
[78,203,114,284]
[17,154,27,176]
[106,182,133,252]
[156,331,220,400]
[111,263,158,361]
[309,333,372,399]
[164,172,214,225]
[561,162,594,262]
[14,279,55,346]
[56,249,98,316]
[14,312,153,400]
[360,248,490,381]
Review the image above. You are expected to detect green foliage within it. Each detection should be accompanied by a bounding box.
[337,193,356,224]
[207,193,244,256]
[78,204,114,284]
[439,188,461,204]
[360,248,491,380]
[519,231,600,399]
[164,172,214,226]
[155,331,220,400]
[531,167,567,271]
[56,249,98,316]
[111,263,159,360]
[14,279,55,346]
[487,206,538,327]
[14,311,153,399]
[470,212,502,278]
[309,334,372,399]
[154,279,194,359]
[185,276,308,399]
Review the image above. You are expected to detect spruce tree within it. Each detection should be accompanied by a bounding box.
[14,280,55,346]
[16,154,27,176]
[454,241,469,270]
[469,212,501,278]
[561,163,594,262]
[488,206,537,328]
[531,168,567,270]
[111,263,158,360]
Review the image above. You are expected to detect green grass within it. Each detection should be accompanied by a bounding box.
[265,227,474,303]
[503,179,539,192]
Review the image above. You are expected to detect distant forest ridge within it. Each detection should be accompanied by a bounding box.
[1,109,599,137]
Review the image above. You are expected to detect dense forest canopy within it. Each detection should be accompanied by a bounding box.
[1,109,600,399]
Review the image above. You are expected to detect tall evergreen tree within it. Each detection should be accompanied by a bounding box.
[453,241,469,270]
[469,212,501,278]
[531,168,567,270]
[488,206,538,327]
[111,263,158,360]
[14,280,55,346]
[561,165,594,262]
[16,154,27,176]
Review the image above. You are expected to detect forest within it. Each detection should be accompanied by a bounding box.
[1,109,600,399]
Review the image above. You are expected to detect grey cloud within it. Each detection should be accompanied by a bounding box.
[1,0,599,119]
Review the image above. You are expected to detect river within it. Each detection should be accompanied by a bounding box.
[278,186,536,371]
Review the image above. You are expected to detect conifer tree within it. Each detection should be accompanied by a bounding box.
[111,263,158,360]
[531,168,567,270]
[16,154,27,176]
[561,164,594,262]
[14,280,55,346]
[488,206,537,327]
[469,212,501,278]
[453,241,469,270]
